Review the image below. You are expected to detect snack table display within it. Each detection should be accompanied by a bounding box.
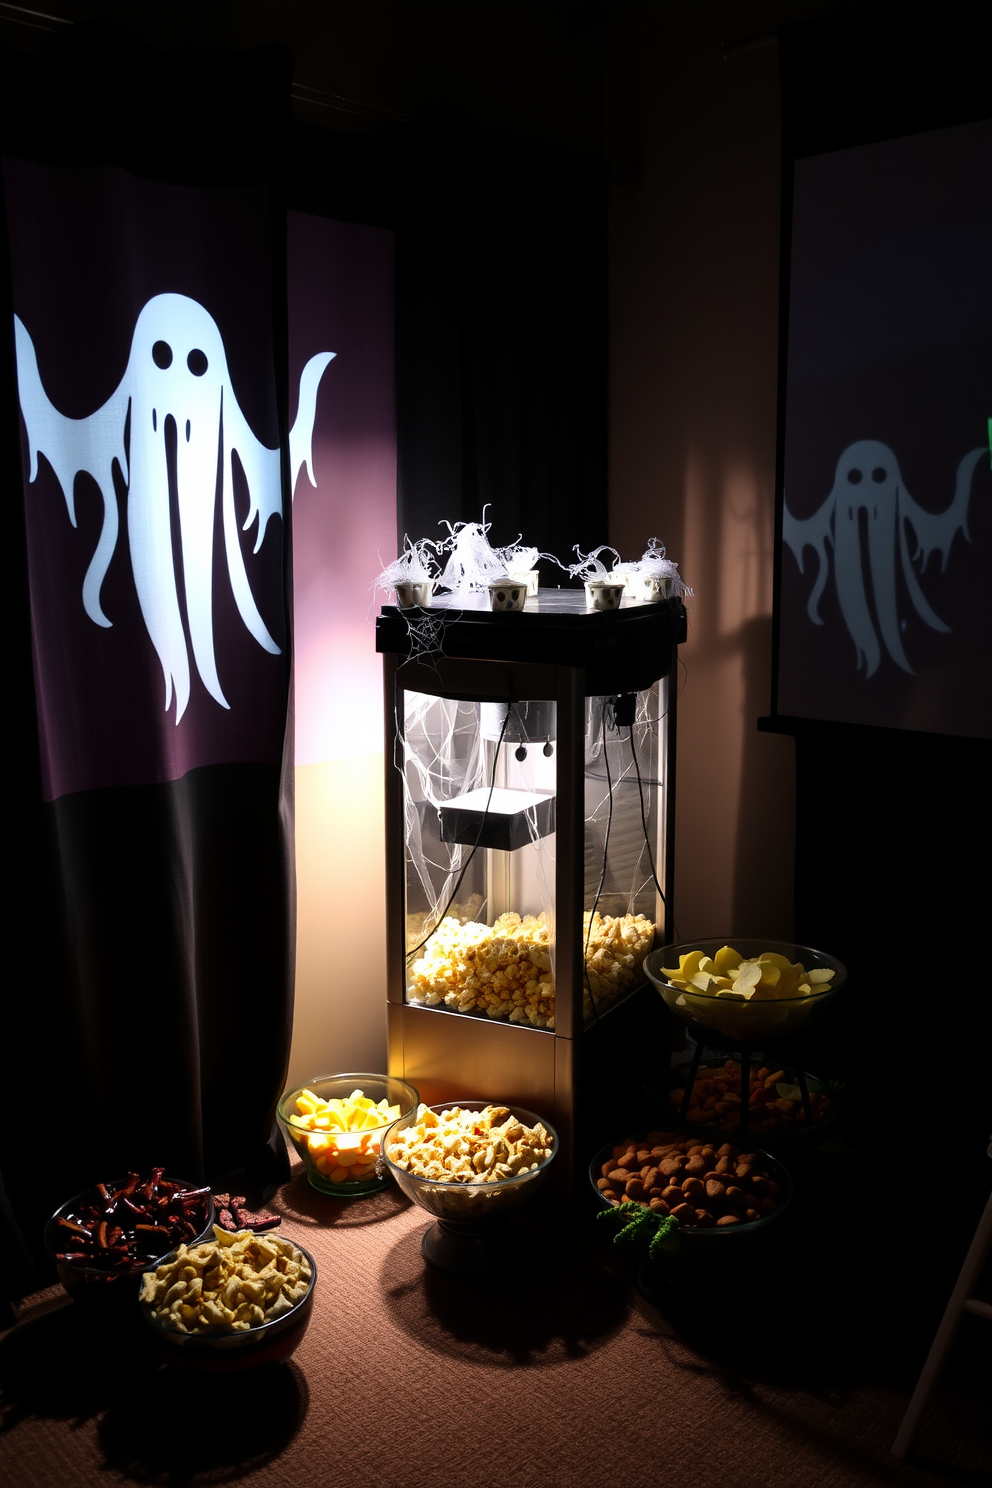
[377,588,685,1189]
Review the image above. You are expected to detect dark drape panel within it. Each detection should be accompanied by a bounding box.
[0,30,296,1287]
[395,117,608,564]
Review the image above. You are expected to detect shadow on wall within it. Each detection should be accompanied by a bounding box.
[674,451,795,941]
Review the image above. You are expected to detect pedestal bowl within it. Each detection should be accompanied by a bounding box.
[644,938,846,1045]
[383,1100,557,1273]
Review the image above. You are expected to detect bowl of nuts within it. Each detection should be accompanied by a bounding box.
[278,1073,419,1196]
[589,1129,792,1252]
[45,1169,214,1302]
[383,1100,557,1272]
[644,939,846,1044]
[139,1225,317,1372]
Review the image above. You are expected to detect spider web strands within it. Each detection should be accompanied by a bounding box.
[400,695,519,960]
[582,690,664,920]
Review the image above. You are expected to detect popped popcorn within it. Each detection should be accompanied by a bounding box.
[407,910,654,1025]
[139,1226,312,1334]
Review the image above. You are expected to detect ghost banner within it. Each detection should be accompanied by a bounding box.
[14,295,332,724]
[3,156,332,797]
[775,118,992,739]
[784,440,985,678]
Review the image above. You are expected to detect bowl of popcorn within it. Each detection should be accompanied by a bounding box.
[277,1073,419,1196]
[644,939,846,1044]
[383,1101,557,1272]
[45,1169,214,1303]
[139,1225,316,1372]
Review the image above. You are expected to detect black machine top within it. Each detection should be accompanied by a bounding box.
[376,590,686,698]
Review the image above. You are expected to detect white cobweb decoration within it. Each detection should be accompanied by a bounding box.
[436,511,508,598]
[568,544,621,581]
[401,606,449,669]
[436,507,559,598]
[373,533,440,597]
[612,536,692,598]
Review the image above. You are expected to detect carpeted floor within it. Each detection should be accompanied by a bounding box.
[1,1134,989,1488]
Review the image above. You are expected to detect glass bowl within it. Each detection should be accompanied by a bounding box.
[277,1073,419,1196]
[644,938,847,1045]
[139,1239,317,1373]
[382,1100,558,1271]
[44,1175,214,1303]
[588,1128,793,1254]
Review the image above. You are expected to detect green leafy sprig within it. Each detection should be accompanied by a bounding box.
[596,1201,680,1260]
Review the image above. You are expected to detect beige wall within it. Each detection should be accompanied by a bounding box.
[608,4,804,941]
[290,752,388,1085]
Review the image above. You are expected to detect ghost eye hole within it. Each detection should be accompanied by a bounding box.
[187,348,208,377]
[871,466,886,483]
[152,340,172,369]
[846,467,863,485]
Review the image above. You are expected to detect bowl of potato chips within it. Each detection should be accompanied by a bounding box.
[139,1225,317,1372]
[278,1073,419,1196]
[645,939,846,1043]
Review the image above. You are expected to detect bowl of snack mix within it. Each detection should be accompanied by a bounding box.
[383,1100,557,1272]
[660,1056,843,1153]
[45,1169,214,1303]
[278,1073,419,1196]
[644,939,846,1044]
[138,1225,317,1372]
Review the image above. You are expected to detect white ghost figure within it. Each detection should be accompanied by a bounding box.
[14,293,334,721]
[783,439,985,677]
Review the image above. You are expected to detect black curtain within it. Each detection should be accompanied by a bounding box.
[1,29,296,1293]
[0,33,612,1299]
[395,117,608,566]
[289,113,610,567]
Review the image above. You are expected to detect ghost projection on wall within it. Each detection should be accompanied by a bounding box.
[14,293,334,721]
[783,440,985,677]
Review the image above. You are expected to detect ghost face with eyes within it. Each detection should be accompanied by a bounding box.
[14,292,334,721]
[831,443,910,675]
[127,293,268,721]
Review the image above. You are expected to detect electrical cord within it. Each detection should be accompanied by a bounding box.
[628,720,665,907]
[582,698,616,1022]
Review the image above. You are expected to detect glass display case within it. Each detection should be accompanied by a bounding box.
[377,588,685,1186]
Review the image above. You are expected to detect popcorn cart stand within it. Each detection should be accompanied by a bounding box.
[377,589,686,1190]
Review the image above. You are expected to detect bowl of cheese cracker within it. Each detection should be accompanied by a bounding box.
[138,1225,316,1372]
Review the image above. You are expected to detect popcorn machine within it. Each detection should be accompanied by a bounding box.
[377,589,685,1186]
